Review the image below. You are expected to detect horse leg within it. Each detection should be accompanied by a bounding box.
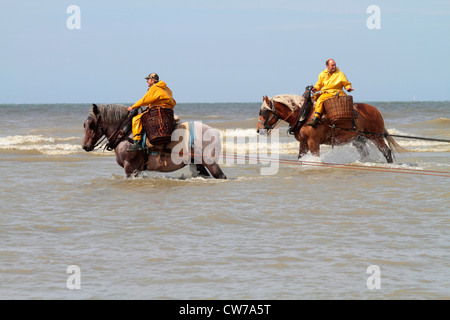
[124,160,143,177]
[298,141,309,160]
[371,136,393,163]
[307,139,320,158]
[123,151,145,177]
[352,135,369,162]
[190,164,212,178]
[115,142,145,177]
[204,163,227,179]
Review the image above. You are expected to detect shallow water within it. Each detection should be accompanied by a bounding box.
[0,101,449,299]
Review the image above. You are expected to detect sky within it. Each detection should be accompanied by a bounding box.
[0,0,449,104]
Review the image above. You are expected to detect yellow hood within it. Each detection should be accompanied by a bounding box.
[131,81,176,109]
[314,67,352,94]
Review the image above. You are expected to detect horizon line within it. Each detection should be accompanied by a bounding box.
[1,99,450,105]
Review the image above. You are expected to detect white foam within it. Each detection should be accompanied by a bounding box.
[387,129,450,152]
[0,135,78,145]
[220,128,259,138]
[0,134,82,155]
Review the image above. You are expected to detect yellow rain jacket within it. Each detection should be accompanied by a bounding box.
[131,81,176,140]
[131,81,176,110]
[314,67,352,95]
[313,68,352,117]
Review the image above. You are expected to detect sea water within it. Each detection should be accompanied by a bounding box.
[0,101,449,299]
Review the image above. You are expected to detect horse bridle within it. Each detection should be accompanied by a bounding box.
[259,99,296,131]
[88,111,134,151]
[259,99,281,131]
[86,115,108,149]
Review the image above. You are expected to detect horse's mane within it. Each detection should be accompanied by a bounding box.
[264,94,307,112]
[90,104,129,124]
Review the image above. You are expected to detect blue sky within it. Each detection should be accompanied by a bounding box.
[0,0,449,103]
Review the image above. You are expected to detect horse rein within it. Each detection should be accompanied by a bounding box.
[259,99,295,131]
[87,107,141,151]
[89,114,123,151]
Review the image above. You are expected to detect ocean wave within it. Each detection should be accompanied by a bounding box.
[387,129,450,152]
[420,117,450,126]
[0,134,79,145]
[400,117,450,133]
[0,143,82,156]
[0,134,83,155]
[222,140,298,155]
[219,128,259,138]
[2,128,448,158]
[202,115,220,119]
[220,128,450,154]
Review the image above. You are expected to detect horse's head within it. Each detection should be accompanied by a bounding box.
[257,95,279,135]
[82,104,103,151]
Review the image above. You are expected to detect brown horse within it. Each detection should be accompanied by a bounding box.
[82,104,227,179]
[256,94,405,163]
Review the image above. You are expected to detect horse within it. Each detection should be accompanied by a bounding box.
[82,104,227,179]
[256,94,405,163]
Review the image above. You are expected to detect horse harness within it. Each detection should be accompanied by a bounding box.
[259,86,315,133]
[259,87,366,148]
[289,86,360,145]
[258,99,279,131]
[88,115,108,150]
[90,110,136,151]
[259,98,302,131]
[288,85,314,134]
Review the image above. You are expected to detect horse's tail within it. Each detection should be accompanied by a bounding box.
[384,129,407,155]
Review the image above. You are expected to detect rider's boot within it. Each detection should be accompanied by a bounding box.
[306,116,320,128]
[127,140,143,152]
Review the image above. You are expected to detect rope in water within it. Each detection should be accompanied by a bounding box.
[215,153,450,178]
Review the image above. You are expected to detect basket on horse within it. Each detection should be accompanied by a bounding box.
[323,91,354,122]
[141,106,175,145]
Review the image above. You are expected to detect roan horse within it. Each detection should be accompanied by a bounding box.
[257,93,405,163]
[82,104,227,179]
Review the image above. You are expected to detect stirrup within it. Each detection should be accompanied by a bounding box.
[127,141,143,152]
[306,116,320,128]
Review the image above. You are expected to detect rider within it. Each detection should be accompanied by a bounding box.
[127,73,176,152]
[307,59,354,128]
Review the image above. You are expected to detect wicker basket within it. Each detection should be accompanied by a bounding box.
[141,107,175,145]
[323,94,354,122]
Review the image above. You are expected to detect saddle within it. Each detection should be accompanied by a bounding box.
[288,85,314,134]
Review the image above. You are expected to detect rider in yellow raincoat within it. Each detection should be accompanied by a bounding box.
[307,59,354,128]
[127,73,176,151]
